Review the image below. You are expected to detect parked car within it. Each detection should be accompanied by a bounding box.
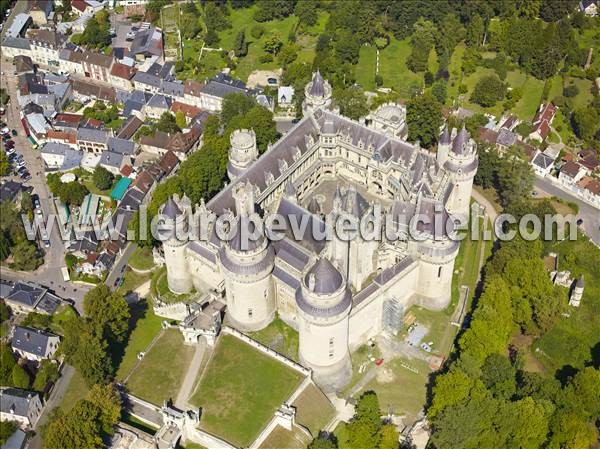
[16,159,25,168]
[0,127,9,135]
[5,142,14,150]
[4,139,14,146]
[43,240,50,248]
[20,172,31,181]
[11,130,17,136]
[6,147,15,154]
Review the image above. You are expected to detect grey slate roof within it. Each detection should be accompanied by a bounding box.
[147,93,171,109]
[0,388,39,418]
[162,197,181,219]
[452,126,470,155]
[440,126,451,145]
[11,326,59,358]
[308,71,325,97]
[1,428,27,449]
[41,142,70,155]
[77,127,109,144]
[497,128,517,147]
[107,137,135,155]
[532,152,554,170]
[305,258,344,295]
[132,71,161,88]
[99,151,124,168]
[1,37,31,50]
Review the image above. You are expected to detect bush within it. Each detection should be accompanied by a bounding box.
[251,24,265,39]
[92,166,114,191]
[259,53,274,63]
[424,71,434,86]
[470,75,506,107]
[563,85,579,98]
[458,84,468,94]
[375,74,383,87]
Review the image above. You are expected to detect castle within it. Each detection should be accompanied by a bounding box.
[159,72,478,390]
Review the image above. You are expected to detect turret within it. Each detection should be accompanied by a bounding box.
[443,126,478,218]
[437,126,451,166]
[218,181,275,331]
[296,257,352,391]
[227,129,258,181]
[160,196,193,294]
[302,71,332,116]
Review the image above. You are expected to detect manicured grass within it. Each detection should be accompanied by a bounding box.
[122,414,159,436]
[257,425,309,449]
[128,246,155,271]
[125,329,194,405]
[446,43,466,105]
[355,45,378,91]
[117,269,151,296]
[377,38,423,97]
[563,76,593,109]
[116,300,163,380]
[59,370,89,412]
[363,357,431,422]
[535,232,600,374]
[190,334,304,447]
[291,383,335,436]
[248,316,299,361]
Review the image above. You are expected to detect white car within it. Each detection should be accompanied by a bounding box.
[6,147,15,155]
[16,159,26,168]
[1,127,9,135]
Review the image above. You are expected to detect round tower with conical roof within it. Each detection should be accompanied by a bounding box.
[296,257,352,391]
[218,181,275,331]
[160,196,193,294]
[443,126,478,218]
[227,129,258,181]
[302,71,332,116]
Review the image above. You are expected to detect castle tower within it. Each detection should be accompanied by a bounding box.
[569,276,584,307]
[227,129,258,181]
[443,127,478,218]
[436,126,451,166]
[302,71,332,116]
[218,181,275,331]
[160,197,193,294]
[296,257,352,391]
[411,198,460,310]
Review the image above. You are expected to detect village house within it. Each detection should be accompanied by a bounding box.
[0,37,32,60]
[76,127,110,153]
[28,30,67,68]
[170,101,202,124]
[0,388,43,429]
[99,151,128,175]
[144,94,172,119]
[40,142,82,169]
[579,0,598,16]
[71,79,117,103]
[559,161,586,187]
[11,326,61,362]
[531,150,556,176]
[109,62,137,91]
[27,0,53,25]
[0,281,61,315]
[139,126,201,159]
[81,51,114,83]
[577,176,600,206]
[58,49,86,76]
[529,103,557,142]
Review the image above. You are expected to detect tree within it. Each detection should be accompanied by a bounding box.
[233,29,248,57]
[334,87,368,121]
[481,354,516,399]
[437,13,465,55]
[175,110,187,129]
[278,44,299,66]
[0,150,9,176]
[83,284,130,344]
[571,107,599,141]
[406,37,430,73]
[43,400,103,449]
[33,359,59,392]
[155,112,181,134]
[295,0,318,27]
[10,241,43,271]
[221,93,257,126]
[406,93,443,147]
[496,147,535,216]
[345,391,382,449]
[263,33,283,55]
[470,75,507,107]
[11,364,30,388]
[431,80,447,104]
[466,14,485,47]
[0,344,16,385]
[307,436,337,449]
[86,384,121,433]
[540,0,577,22]
[251,24,265,39]
[0,300,9,322]
[254,0,295,22]
[0,421,16,446]
[379,424,399,449]
[92,166,114,191]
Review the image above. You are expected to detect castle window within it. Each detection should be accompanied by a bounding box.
[438,267,442,278]
[248,308,253,318]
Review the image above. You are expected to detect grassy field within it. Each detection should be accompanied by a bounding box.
[535,233,600,374]
[116,300,163,380]
[248,316,299,361]
[190,334,304,447]
[125,329,194,405]
[117,269,151,296]
[59,370,89,412]
[257,425,310,449]
[291,383,335,436]
[128,246,155,271]
[364,357,430,422]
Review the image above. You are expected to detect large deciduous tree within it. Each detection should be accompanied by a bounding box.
[406,93,442,147]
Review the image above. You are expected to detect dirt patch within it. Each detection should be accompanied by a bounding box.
[510,334,546,374]
[376,367,395,383]
[246,69,283,88]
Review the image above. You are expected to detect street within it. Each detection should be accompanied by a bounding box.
[1,59,90,311]
[534,177,600,246]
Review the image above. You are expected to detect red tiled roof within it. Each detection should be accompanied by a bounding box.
[561,161,582,178]
[46,129,77,144]
[170,101,202,118]
[72,0,87,13]
[110,62,136,80]
[158,150,179,175]
[184,80,204,97]
[54,113,83,124]
[120,164,133,177]
[533,103,557,125]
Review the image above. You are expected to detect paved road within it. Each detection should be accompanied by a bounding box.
[29,364,76,449]
[175,339,206,409]
[534,177,600,246]
[1,60,92,311]
[105,242,136,289]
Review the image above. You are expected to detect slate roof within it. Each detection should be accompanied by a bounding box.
[1,37,32,50]
[99,151,124,168]
[77,127,109,144]
[308,71,325,97]
[305,258,343,294]
[107,137,135,155]
[162,197,181,219]
[11,326,59,358]
[0,388,39,418]
[532,151,554,170]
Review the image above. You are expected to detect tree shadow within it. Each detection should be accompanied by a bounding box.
[554,364,579,387]
[110,299,150,374]
[587,341,600,369]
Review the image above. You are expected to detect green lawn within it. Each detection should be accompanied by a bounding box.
[563,76,593,109]
[128,246,155,271]
[116,300,164,380]
[257,425,309,449]
[291,383,335,436]
[248,316,299,361]
[363,357,431,422]
[117,269,151,296]
[355,45,378,91]
[378,38,423,97]
[190,334,304,447]
[535,233,600,374]
[59,370,89,412]
[125,329,194,405]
